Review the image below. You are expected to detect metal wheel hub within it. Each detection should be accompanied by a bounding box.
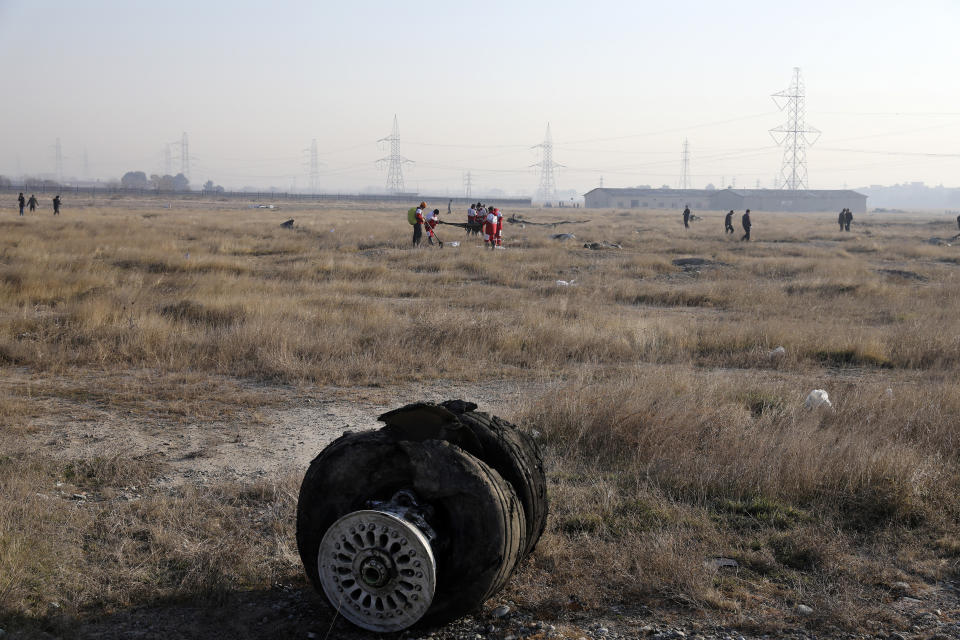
[318,509,436,632]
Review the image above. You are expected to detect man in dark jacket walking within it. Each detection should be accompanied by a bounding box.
[52,195,62,215]
[27,194,39,212]
[741,209,752,241]
[724,210,734,234]
[844,208,853,231]
[17,193,25,216]
[683,206,691,229]
[838,209,845,231]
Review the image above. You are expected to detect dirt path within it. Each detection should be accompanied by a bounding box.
[22,378,549,488]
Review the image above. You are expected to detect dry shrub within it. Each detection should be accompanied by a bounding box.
[518,370,958,521]
[0,450,300,627]
[508,369,960,627]
[159,300,245,328]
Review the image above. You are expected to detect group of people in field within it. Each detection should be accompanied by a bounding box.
[685,206,867,241]
[467,202,503,249]
[685,205,754,240]
[410,202,441,246]
[410,201,504,249]
[16,192,61,216]
[838,208,854,231]
[408,200,959,249]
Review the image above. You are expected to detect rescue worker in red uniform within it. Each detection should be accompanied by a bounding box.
[495,208,503,247]
[426,209,440,245]
[483,208,497,249]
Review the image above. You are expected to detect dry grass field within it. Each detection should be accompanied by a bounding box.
[0,195,958,639]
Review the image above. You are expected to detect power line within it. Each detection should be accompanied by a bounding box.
[54,138,63,183]
[180,132,190,179]
[531,123,562,204]
[809,111,960,117]
[769,67,819,190]
[679,138,690,189]
[376,115,413,193]
[308,138,319,192]
[405,140,527,149]
[562,112,775,145]
[463,171,472,198]
[817,147,960,158]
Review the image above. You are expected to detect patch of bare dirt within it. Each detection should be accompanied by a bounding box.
[18,378,547,488]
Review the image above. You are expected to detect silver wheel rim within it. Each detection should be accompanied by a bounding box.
[318,510,436,632]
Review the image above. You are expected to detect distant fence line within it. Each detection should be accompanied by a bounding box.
[0,185,533,207]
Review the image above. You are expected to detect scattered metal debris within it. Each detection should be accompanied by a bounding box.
[583,241,621,250]
[507,214,590,227]
[704,557,739,570]
[805,389,832,409]
[876,268,928,282]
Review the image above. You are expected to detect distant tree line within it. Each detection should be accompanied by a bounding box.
[121,171,190,191]
[0,176,62,189]
[118,171,224,193]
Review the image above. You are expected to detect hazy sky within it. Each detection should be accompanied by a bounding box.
[2,0,959,194]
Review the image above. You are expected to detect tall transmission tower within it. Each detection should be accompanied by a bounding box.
[377,115,413,193]
[309,138,320,192]
[463,171,473,198]
[180,132,190,179]
[54,138,63,183]
[531,123,562,204]
[679,138,691,189]
[769,67,820,190]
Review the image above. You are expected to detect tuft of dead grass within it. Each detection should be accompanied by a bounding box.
[506,368,960,629]
[0,450,300,631]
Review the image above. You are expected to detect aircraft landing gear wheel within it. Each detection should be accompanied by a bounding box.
[296,431,526,628]
[317,509,436,633]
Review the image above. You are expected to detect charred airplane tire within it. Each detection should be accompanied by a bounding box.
[382,400,549,561]
[296,431,526,629]
[452,409,549,560]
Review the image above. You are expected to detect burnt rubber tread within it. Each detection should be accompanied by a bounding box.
[295,432,525,626]
[460,443,526,607]
[453,410,549,560]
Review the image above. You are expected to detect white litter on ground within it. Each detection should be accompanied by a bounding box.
[556,279,576,287]
[769,346,786,358]
[805,389,832,409]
